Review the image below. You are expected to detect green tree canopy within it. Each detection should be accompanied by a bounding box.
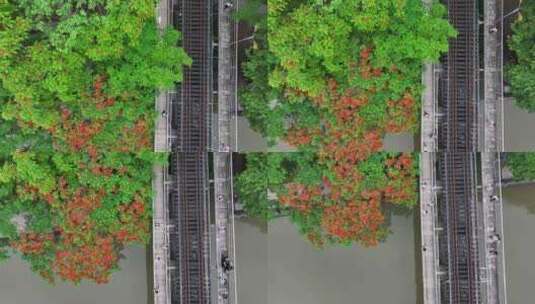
[235,153,290,220]
[235,0,451,247]
[508,1,535,111]
[0,0,190,283]
[268,0,455,98]
[236,152,419,247]
[506,153,535,181]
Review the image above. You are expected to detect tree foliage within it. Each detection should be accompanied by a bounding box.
[0,0,190,283]
[506,153,535,181]
[508,1,535,111]
[236,0,451,246]
[268,0,454,99]
[240,0,455,142]
[237,152,419,247]
[235,153,290,220]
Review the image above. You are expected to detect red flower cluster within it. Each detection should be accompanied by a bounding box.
[359,47,383,79]
[279,183,322,213]
[272,47,418,247]
[11,233,53,255]
[385,93,417,133]
[65,121,102,150]
[321,191,384,246]
[383,154,416,204]
[286,127,320,147]
[54,236,117,283]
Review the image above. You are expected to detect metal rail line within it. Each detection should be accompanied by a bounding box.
[169,0,213,303]
[173,153,211,304]
[439,0,479,151]
[439,153,480,304]
[437,2,481,300]
[180,0,210,152]
[426,1,508,303]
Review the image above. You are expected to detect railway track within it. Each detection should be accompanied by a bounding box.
[440,153,480,304]
[180,0,210,153]
[174,153,210,304]
[439,0,479,151]
[169,0,212,303]
[437,1,481,303]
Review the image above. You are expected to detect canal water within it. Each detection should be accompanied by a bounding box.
[503,98,535,151]
[0,246,149,304]
[232,184,535,304]
[502,184,535,303]
[235,214,421,304]
[1,184,535,304]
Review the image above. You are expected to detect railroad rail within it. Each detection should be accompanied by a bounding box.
[439,0,479,151]
[178,0,211,153]
[437,2,481,300]
[169,0,213,303]
[439,153,480,304]
[172,153,211,304]
[422,0,507,303]
[437,1,481,300]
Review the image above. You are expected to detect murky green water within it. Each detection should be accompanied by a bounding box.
[503,99,535,151]
[235,214,419,304]
[0,246,148,304]
[502,184,535,303]
[1,184,534,304]
[233,184,535,304]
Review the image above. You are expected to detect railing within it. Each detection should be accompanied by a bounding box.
[495,153,507,303]
[480,152,507,304]
[497,0,505,152]
[153,2,176,304]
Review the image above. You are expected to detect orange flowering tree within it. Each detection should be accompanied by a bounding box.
[237,152,418,247]
[0,74,162,283]
[240,0,455,141]
[0,1,190,283]
[236,0,453,246]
